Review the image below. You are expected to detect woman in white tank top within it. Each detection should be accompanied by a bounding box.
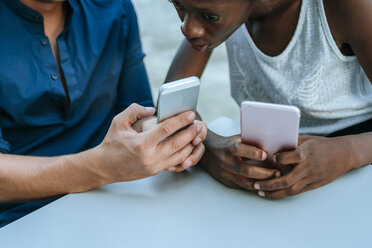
[166,0,372,199]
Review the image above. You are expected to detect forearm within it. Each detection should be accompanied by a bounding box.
[195,112,220,147]
[0,148,108,202]
[165,38,211,82]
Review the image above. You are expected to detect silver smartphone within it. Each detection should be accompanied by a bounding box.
[241,101,301,160]
[157,76,200,123]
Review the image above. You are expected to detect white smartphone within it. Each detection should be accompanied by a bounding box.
[157,76,200,123]
[241,101,301,159]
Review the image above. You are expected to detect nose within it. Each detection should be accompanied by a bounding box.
[181,14,205,39]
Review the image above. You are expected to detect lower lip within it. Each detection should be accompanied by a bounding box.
[192,44,209,52]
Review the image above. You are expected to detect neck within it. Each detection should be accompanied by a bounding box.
[20,0,66,38]
[249,0,299,19]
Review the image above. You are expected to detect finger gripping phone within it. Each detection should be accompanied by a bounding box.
[157,76,201,123]
[241,101,301,159]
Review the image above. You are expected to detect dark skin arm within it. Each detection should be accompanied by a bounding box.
[166,39,280,187]
[165,38,212,82]
[254,0,372,199]
[324,0,372,81]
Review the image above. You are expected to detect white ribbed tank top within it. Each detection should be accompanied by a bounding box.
[226,0,372,135]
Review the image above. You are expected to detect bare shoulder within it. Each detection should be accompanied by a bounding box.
[323,0,372,43]
[324,0,372,82]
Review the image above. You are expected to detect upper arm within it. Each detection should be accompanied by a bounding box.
[326,0,372,83]
[165,38,212,82]
[116,0,153,113]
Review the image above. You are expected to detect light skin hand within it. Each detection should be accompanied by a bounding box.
[165,120,207,173]
[201,131,280,191]
[94,103,201,182]
[133,110,208,173]
[253,136,359,199]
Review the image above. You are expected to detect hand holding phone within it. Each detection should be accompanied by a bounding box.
[156,76,206,172]
[133,77,201,133]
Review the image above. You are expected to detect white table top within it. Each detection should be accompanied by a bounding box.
[1,117,371,248]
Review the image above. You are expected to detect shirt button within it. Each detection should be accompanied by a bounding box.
[40,39,48,46]
[51,74,58,80]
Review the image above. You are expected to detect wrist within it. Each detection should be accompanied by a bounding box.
[340,135,365,170]
[345,133,372,170]
[205,129,226,148]
[68,147,110,191]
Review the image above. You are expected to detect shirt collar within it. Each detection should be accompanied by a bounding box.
[3,0,73,26]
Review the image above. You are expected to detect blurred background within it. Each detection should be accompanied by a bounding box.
[132,0,240,123]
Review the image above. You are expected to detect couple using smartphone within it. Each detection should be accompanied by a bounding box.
[161,0,372,199]
[1,0,372,229]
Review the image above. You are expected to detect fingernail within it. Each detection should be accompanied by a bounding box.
[261,152,267,160]
[145,107,155,112]
[196,122,202,132]
[272,154,277,163]
[195,137,202,145]
[258,191,265,197]
[168,167,176,172]
[187,112,196,121]
[275,171,281,178]
[254,183,260,190]
[184,160,193,169]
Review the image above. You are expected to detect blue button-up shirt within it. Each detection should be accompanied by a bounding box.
[0,0,153,227]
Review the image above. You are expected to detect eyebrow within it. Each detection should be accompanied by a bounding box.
[199,7,218,13]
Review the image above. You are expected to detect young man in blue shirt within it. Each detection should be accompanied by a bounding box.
[0,0,207,227]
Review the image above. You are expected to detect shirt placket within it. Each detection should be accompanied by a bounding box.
[57,33,79,118]
[39,34,66,116]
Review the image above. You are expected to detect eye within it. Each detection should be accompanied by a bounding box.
[203,13,220,22]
